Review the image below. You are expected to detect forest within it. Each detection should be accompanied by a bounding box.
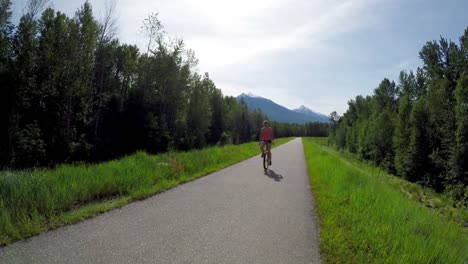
[329,28,468,203]
[0,0,329,169]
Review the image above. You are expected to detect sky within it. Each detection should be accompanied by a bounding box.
[11,0,468,115]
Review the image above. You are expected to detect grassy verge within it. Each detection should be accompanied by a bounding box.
[303,137,468,263]
[0,138,293,246]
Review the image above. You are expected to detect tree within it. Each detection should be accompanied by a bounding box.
[408,98,432,184]
[91,0,120,147]
[25,0,50,19]
[0,0,12,62]
[207,78,225,144]
[141,12,164,55]
[0,0,13,166]
[393,93,412,178]
[448,74,468,202]
[186,73,212,148]
[0,2,329,172]
[460,29,468,74]
[98,0,118,44]
[10,12,40,166]
[323,28,468,201]
[394,71,415,179]
[419,37,463,191]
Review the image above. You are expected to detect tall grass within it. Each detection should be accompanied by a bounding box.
[0,138,293,246]
[303,138,468,263]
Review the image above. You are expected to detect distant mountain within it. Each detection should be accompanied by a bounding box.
[236,93,329,124]
[292,105,330,123]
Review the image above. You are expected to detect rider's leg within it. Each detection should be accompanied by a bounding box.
[260,141,265,157]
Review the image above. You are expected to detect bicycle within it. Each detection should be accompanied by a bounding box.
[261,141,272,171]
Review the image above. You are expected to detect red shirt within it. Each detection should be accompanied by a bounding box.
[260,127,273,141]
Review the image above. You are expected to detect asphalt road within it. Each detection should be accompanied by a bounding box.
[0,138,321,264]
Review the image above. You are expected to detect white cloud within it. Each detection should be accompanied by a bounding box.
[188,0,379,71]
[107,0,379,70]
[11,0,384,114]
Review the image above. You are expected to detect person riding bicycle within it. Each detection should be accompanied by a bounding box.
[260,120,274,165]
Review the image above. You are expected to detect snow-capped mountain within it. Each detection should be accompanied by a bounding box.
[292,105,330,123]
[236,93,329,124]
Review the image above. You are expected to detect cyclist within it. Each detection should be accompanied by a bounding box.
[260,120,274,165]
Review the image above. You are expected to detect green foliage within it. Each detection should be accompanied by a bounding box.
[394,94,413,180]
[0,0,13,61]
[186,73,213,148]
[0,3,317,170]
[408,98,432,184]
[394,71,417,180]
[303,138,468,263]
[13,121,46,167]
[0,138,293,246]
[329,29,468,202]
[448,74,468,203]
[271,121,329,138]
[0,0,13,166]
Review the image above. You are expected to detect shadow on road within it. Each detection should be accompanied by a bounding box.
[264,169,283,182]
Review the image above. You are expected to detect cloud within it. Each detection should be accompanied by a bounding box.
[105,0,380,71]
[10,0,387,115]
[182,0,383,114]
[185,0,379,71]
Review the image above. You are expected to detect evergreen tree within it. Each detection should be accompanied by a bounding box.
[207,78,225,144]
[186,73,212,148]
[322,28,468,201]
[448,74,468,202]
[394,71,415,179]
[408,98,432,184]
[10,13,40,166]
[0,0,13,166]
[394,93,413,179]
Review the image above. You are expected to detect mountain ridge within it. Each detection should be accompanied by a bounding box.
[292,105,329,122]
[236,93,329,124]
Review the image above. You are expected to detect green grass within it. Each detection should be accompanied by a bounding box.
[0,138,293,246]
[302,137,468,264]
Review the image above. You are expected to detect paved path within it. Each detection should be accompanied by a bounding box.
[0,138,321,264]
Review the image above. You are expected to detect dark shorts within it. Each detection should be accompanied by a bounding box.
[260,141,272,151]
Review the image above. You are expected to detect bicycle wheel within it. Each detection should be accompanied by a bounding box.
[263,153,269,171]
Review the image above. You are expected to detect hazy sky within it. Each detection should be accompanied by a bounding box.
[11,0,468,114]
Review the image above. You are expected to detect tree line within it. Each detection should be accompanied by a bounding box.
[329,29,468,203]
[0,1,328,169]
